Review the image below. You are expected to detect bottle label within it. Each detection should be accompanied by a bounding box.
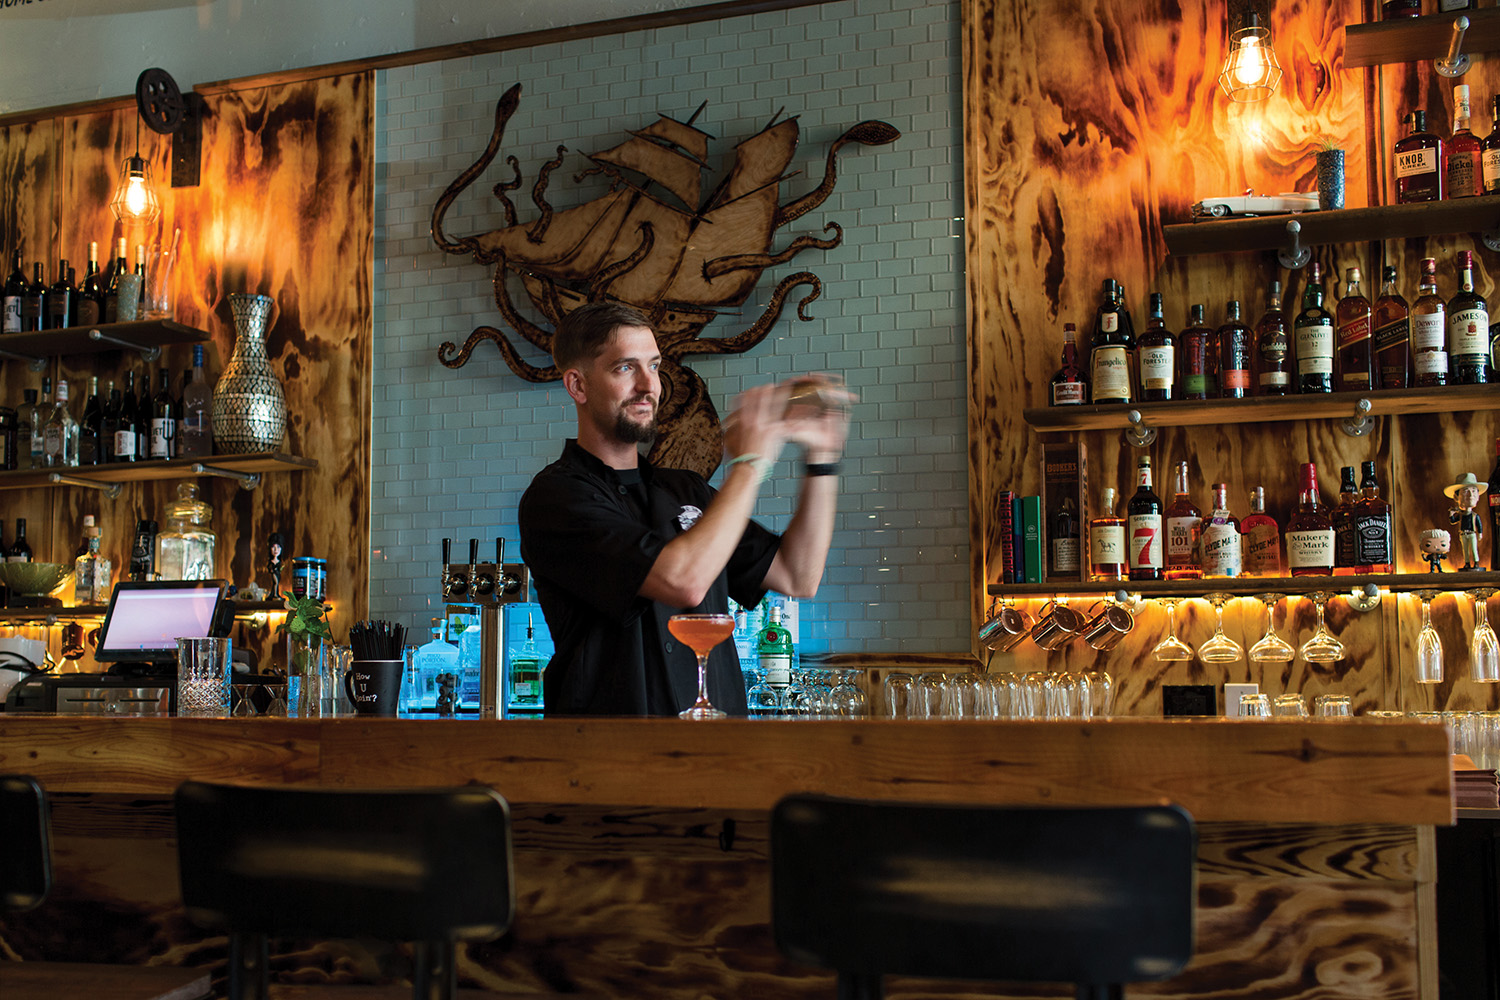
[1100,312,1118,333]
[21,298,41,323]
[1485,148,1500,190]
[1373,315,1409,353]
[1051,537,1079,574]
[1259,371,1290,388]
[1089,524,1124,566]
[1166,515,1201,561]
[1355,513,1392,567]
[1449,306,1488,358]
[1335,518,1359,569]
[1,296,20,333]
[1411,312,1445,351]
[1337,315,1371,349]
[77,298,100,326]
[1127,514,1163,570]
[1091,345,1130,401]
[150,418,173,458]
[1200,522,1242,577]
[1395,147,1438,178]
[113,430,136,458]
[43,426,62,458]
[1051,381,1085,405]
[47,298,69,324]
[1221,367,1249,390]
[1415,349,1450,375]
[760,653,791,686]
[1286,528,1335,570]
[1294,321,1334,375]
[1259,329,1289,363]
[1139,346,1174,389]
[1184,373,1208,395]
[1448,152,1481,197]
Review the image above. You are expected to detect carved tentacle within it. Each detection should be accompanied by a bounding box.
[589,223,655,299]
[489,260,560,360]
[492,155,522,229]
[776,119,900,228]
[437,324,560,380]
[431,84,522,263]
[526,146,568,244]
[702,223,842,281]
[681,272,821,359]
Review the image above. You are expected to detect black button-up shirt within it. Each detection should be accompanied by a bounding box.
[518,440,779,716]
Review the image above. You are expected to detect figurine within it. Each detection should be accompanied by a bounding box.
[1445,473,1488,571]
[1420,528,1451,573]
[268,532,286,591]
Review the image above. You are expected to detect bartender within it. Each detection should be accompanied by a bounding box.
[518,301,848,716]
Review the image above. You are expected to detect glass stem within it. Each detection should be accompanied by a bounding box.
[694,654,711,707]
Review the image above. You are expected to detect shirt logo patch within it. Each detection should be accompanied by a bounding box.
[676,505,703,531]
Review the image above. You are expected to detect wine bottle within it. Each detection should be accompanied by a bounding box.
[7,517,33,563]
[135,368,150,460]
[103,237,127,323]
[78,375,102,466]
[100,379,119,464]
[22,262,46,332]
[114,370,138,462]
[2,250,25,333]
[150,367,174,460]
[77,242,104,326]
[46,259,72,329]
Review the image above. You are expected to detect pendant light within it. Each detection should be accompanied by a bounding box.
[1219,11,1282,104]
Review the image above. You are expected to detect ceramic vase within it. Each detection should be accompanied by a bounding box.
[212,293,286,453]
[1316,149,1345,211]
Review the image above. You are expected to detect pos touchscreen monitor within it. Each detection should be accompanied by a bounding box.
[94,581,230,666]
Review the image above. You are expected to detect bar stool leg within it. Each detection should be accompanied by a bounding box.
[837,971,883,1000]
[412,939,458,1000]
[1076,984,1123,1000]
[228,930,270,1000]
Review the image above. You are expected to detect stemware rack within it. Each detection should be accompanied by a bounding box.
[988,571,1497,602]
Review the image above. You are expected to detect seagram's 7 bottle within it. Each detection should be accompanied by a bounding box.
[1127,457,1164,582]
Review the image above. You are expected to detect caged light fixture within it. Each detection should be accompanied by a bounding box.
[1219,11,1283,104]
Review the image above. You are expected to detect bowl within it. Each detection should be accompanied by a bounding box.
[0,562,71,596]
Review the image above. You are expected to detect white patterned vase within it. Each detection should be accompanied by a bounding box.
[211,293,286,453]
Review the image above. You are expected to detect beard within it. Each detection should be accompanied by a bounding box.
[614,399,657,443]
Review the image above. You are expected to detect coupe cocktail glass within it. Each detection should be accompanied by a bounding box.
[1198,593,1244,663]
[1249,593,1295,663]
[1152,598,1193,661]
[668,613,736,720]
[1299,592,1345,663]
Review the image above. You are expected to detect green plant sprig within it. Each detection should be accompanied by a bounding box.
[277,592,333,642]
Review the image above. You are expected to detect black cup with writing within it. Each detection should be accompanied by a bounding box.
[345,659,403,717]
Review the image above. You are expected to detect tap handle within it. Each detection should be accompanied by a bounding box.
[442,537,452,566]
[496,537,504,566]
[467,538,479,566]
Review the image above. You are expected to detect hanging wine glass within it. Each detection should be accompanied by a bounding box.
[1299,592,1345,663]
[1249,593,1295,663]
[1415,590,1443,685]
[1151,597,1193,661]
[1197,593,1245,663]
[1468,589,1499,683]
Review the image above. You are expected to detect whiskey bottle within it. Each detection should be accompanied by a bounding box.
[1217,300,1252,399]
[1332,465,1360,576]
[1412,257,1448,387]
[1200,484,1243,578]
[1449,249,1489,385]
[1394,110,1443,204]
[1089,279,1132,404]
[1050,495,1080,579]
[1179,303,1217,401]
[1335,267,1373,392]
[1049,322,1088,405]
[1089,486,1126,582]
[1242,486,1282,577]
[1446,84,1483,198]
[1294,263,1334,393]
[1136,292,1175,401]
[1373,265,1410,389]
[1127,457,1164,582]
[1485,95,1500,195]
[1356,461,1394,575]
[1164,460,1203,581]
[1286,462,1335,576]
[1253,279,1291,396]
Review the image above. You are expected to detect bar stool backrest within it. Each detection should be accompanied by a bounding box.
[771,795,1196,1000]
[0,774,51,912]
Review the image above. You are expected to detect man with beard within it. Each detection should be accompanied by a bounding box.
[518,301,849,716]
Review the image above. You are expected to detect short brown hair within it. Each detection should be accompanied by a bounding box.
[552,301,654,371]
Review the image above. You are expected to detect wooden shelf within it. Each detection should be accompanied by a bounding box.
[988,571,1499,600]
[1345,9,1500,68]
[0,452,317,492]
[0,319,208,366]
[1163,197,1500,257]
[0,599,286,624]
[1023,383,1500,434]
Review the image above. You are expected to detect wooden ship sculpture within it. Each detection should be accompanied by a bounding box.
[430,83,899,477]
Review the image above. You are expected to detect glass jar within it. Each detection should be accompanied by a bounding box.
[155,482,216,580]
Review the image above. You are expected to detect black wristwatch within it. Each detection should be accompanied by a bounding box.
[805,462,840,477]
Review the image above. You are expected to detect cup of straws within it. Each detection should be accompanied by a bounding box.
[347,621,407,717]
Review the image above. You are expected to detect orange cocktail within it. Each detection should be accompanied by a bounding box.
[668,613,736,720]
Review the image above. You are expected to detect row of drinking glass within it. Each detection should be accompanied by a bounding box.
[1412,589,1499,685]
[1239,692,1351,717]
[747,667,868,718]
[1399,710,1500,770]
[879,670,1115,720]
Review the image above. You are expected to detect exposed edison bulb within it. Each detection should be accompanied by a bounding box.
[124,173,152,217]
[1233,37,1269,87]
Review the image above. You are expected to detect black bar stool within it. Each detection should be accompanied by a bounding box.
[771,795,1197,1000]
[174,781,515,1000]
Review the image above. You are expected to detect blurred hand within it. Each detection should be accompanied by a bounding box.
[721,382,791,467]
[781,374,854,464]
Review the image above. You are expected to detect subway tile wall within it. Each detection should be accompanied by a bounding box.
[370,0,968,655]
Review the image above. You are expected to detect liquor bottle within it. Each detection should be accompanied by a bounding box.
[1164,460,1203,581]
[756,604,794,688]
[45,259,72,329]
[1356,461,1394,575]
[1485,96,1500,195]
[103,237,128,322]
[1446,84,1483,198]
[135,368,150,459]
[1335,267,1373,392]
[1088,486,1126,582]
[114,370,138,462]
[1394,110,1443,204]
[1286,462,1335,576]
[1381,0,1418,15]
[1,250,25,333]
[1373,265,1410,389]
[78,376,102,466]
[1217,300,1252,399]
[1137,292,1175,401]
[1200,484,1243,578]
[150,367,175,460]
[1049,495,1080,579]
[1127,457,1164,582]
[100,379,120,465]
[1488,438,1500,570]
[1178,303,1217,401]
[42,379,78,467]
[1253,279,1291,396]
[508,612,547,713]
[1089,279,1132,404]
[1332,465,1360,576]
[178,344,213,457]
[77,242,104,326]
[67,264,79,323]
[31,377,50,469]
[1049,322,1087,405]
[16,388,35,470]
[8,518,32,563]
[73,515,113,606]
[22,262,46,332]
[1412,257,1448,386]
[1294,263,1334,393]
[1449,249,1490,385]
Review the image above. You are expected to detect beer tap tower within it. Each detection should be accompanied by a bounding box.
[439,537,530,719]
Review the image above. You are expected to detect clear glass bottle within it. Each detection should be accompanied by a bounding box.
[30,378,50,468]
[178,344,213,457]
[508,612,547,714]
[17,388,35,470]
[1242,486,1282,577]
[1200,484,1243,578]
[1447,84,1483,199]
[73,514,112,605]
[1412,257,1448,387]
[154,482,216,580]
[412,619,459,716]
[42,378,78,467]
[1089,486,1126,581]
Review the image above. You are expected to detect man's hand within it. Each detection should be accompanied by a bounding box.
[781,374,854,464]
[721,382,793,467]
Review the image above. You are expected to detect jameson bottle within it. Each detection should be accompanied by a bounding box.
[1449,249,1490,385]
[1286,462,1335,576]
[1373,265,1410,389]
[1294,263,1335,393]
[1136,292,1175,401]
[1127,457,1164,582]
[1336,267,1373,392]
[1089,279,1133,404]
[1356,461,1393,575]
[1253,279,1291,396]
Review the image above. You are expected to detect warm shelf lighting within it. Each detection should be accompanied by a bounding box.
[1219,11,1282,104]
[110,153,161,224]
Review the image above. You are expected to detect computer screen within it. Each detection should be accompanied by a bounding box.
[94,581,229,664]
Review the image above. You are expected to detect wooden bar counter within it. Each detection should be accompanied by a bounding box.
[0,717,1456,998]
